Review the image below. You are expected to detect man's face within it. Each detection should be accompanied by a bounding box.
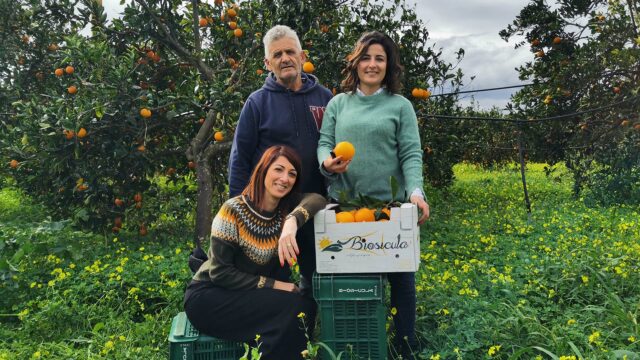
[264,37,306,89]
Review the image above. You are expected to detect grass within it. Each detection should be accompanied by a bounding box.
[1,163,639,359]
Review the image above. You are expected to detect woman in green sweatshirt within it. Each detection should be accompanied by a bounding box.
[317,31,430,359]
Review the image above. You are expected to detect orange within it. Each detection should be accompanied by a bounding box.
[9,159,19,169]
[320,24,329,33]
[535,50,544,58]
[114,198,124,206]
[411,88,420,98]
[166,167,176,176]
[77,128,87,138]
[65,65,74,74]
[114,216,122,227]
[215,0,223,5]
[553,36,562,44]
[134,193,142,203]
[333,141,355,161]
[531,39,540,46]
[67,85,77,94]
[613,87,621,94]
[48,44,58,51]
[63,129,75,140]
[199,17,208,27]
[77,184,88,191]
[227,8,237,17]
[256,69,264,75]
[302,61,315,73]
[140,108,152,118]
[139,224,147,236]
[54,68,64,77]
[188,161,196,169]
[354,208,375,222]
[214,131,224,141]
[379,207,391,220]
[228,21,237,29]
[233,28,243,37]
[227,58,236,66]
[621,119,631,127]
[137,144,146,152]
[335,211,355,223]
[199,117,205,124]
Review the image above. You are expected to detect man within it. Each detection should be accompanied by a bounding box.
[228,25,332,293]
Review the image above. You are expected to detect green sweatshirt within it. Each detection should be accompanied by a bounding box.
[317,90,423,202]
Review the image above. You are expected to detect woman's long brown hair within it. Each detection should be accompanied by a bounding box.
[341,31,404,94]
[241,145,302,213]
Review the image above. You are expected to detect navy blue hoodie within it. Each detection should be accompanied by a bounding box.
[228,72,333,196]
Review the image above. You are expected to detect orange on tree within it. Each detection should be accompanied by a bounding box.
[553,36,562,44]
[320,24,329,33]
[77,128,87,138]
[65,65,74,74]
[531,38,540,46]
[620,119,631,127]
[67,85,77,94]
[63,129,75,140]
[613,86,621,94]
[256,69,264,75]
[188,161,196,169]
[214,131,224,141]
[54,68,64,77]
[47,44,58,51]
[335,211,355,223]
[411,88,421,98]
[166,167,176,176]
[421,88,431,99]
[139,224,148,236]
[227,8,237,17]
[199,17,208,27]
[354,208,375,222]
[137,144,146,152]
[228,21,237,29]
[140,108,152,118]
[535,50,545,57]
[134,193,142,203]
[233,28,243,37]
[333,141,355,161]
[114,198,124,206]
[214,0,223,5]
[302,61,315,73]
[9,159,19,169]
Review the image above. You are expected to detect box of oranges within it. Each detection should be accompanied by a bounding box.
[314,203,420,273]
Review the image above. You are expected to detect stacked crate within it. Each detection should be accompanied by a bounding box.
[168,312,245,360]
[313,204,420,360]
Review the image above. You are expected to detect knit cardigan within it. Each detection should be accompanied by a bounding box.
[192,193,327,290]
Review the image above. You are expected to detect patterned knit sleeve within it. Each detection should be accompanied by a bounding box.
[203,201,275,290]
[396,97,424,199]
[286,193,328,227]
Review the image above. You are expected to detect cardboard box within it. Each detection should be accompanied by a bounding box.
[314,204,420,273]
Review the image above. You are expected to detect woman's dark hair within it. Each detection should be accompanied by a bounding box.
[241,145,302,213]
[341,31,404,94]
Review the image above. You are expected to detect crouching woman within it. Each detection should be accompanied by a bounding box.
[184,145,326,360]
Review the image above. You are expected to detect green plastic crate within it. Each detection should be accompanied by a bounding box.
[168,312,245,360]
[313,273,387,360]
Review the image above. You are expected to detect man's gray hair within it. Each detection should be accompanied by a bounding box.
[263,25,302,58]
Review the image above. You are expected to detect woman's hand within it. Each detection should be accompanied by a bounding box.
[410,194,430,225]
[278,217,299,267]
[273,280,300,293]
[323,155,350,174]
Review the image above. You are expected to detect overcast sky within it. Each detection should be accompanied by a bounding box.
[102,0,532,110]
[410,0,532,110]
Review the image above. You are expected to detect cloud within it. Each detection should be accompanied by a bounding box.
[410,0,532,110]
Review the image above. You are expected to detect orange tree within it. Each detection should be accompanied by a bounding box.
[500,0,640,204]
[1,0,464,241]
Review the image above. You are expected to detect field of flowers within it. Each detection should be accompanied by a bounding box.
[1,163,638,359]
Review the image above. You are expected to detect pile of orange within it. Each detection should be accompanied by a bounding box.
[335,207,392,223]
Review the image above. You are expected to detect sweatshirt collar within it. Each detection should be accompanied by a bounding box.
[356,86,385,96]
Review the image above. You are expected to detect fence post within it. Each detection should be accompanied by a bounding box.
[517,122,532,217]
